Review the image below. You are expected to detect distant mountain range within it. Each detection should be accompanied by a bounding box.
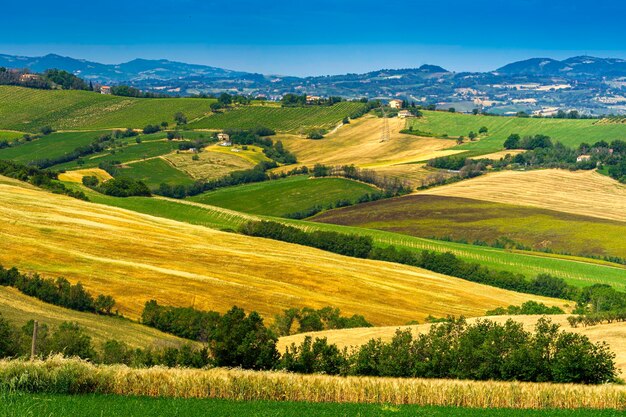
[2,53,626,115]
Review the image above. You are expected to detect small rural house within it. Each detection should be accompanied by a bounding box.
[389,99,403,109]
[100,86,112,95]
[19,73,40,82]
[218,132,232,146]
[576,154,591,163]
[306,95,321,104]
[398,110,414,118]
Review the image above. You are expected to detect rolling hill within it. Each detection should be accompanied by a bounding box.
[0,176,566,325]
[0,86,215,131]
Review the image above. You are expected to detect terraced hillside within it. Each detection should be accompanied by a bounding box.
[419,169,626,222]
[188,102,366,132]
[312,194,626,260]
[0,86,215,131]
[0,287,190,349]
[188,175,378,217]
[409,110,626,155]
[278,315,626,376]
[0,176,565,325]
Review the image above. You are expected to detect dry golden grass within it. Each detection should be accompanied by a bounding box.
[0,287,189,349]
[419,169,626,222]
[0,176,565,324]
[278,315,626,376]
[2,356,625,409]
[163,150,254,181]
[58,168,113,183]
[469,149,525,160]
[278,116,462,168]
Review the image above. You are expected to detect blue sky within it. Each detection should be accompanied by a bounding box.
[1,0,625,76]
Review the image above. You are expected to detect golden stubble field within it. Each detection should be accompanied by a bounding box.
[277,116,463,168]
[0,176,565,324]
[278,315,626,376]
[419,169,626,222]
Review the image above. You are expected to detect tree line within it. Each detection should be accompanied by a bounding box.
[0,159,87,200]
[0,266,116,315]
[312,164,412,195]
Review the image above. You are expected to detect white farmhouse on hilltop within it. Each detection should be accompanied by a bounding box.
[218,132,232,146]
[389,99,403,109]
[100,86,112,95]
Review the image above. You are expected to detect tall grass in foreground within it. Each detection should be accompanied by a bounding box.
[0,357,624,409]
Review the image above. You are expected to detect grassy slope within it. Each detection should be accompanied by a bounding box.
[311,194,626,261]
[121,158,195,189]
[0,130,112,163]
[66,183,626,289]
[3,395,622,417]
[188,175,378,217]
[0,86,215,131]
[188,102,366,132]
[278,315,626,377]
[0,176,565,324]
[419,169,626,223]
[409,110,626,156]
[0,287,189,349]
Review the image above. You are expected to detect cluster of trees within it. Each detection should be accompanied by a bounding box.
[281,94,342,107]
[278,317,616,384]
[312,164,412,195]
[224,128,296,164]
[240,220,578,301]
[272,307,371,337]
[503,134,553,150]
[0,68,87,90]
[0,159,87,200]
[0,266,116,315]
[426,157,487,181]
[241,221,374,258]
[0,316,210,368]
[85,176,151,197]
[110,85,169,98]
[486,301,564,316]
[142,302,278,370]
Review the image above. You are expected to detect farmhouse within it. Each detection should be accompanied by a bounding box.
[19,73,41,82]
[218,132,232,146]
[100,86,112,95]
[306,95,321,104]
[576,154,591,163]
[389,99,403,109]
[398,110,414,118]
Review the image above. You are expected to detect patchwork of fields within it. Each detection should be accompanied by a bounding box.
[409,110,626,155]
[0,176,565,324]
[188,102,366,132]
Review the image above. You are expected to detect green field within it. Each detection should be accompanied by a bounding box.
[312,194,626,260]
[0,130,112,163]
[0,86,215,132]
[188,175,378,217]
[0,130,24,141]
[53,140,182,170]
[1,394,620,417]
[409,111,626,155]
[121,158,195,189]
[188,102,366,132]
[69,184,626,290]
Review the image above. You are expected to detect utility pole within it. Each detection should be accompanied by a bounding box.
[30,320,38,360]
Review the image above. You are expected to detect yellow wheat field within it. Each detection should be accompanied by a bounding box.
[58,168,113,183]
[419,169,626,222]
[0,176,565,323]
[1,357,624,409]
[0,287,190,348]
[278,315,626,377]
[277,116,462,168]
